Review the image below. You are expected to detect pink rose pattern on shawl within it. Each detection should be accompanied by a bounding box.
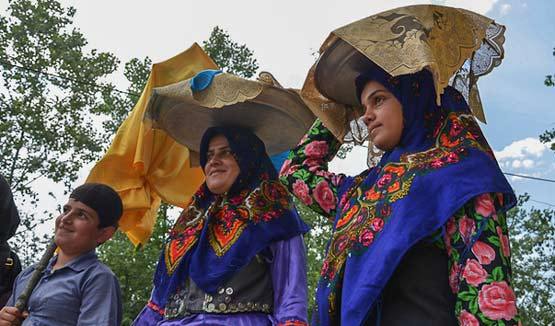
[478,281,518,321]
[313,181,336,214]
[497,226,511,257]
[462,259,488,286]
[304,140,329,158]
[449,263,462,293]
[441,194,519,324]
[472,241,496,265]
[459,214,476,244]
[279,120,345,220]
[292,179,312,206]
[475,193,495,217]
[280,120,520,324]
[458,310,480,326]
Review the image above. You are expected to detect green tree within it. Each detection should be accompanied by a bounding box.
[294,199,332,316]
[99,57,152,135]
[98,205,171,326]
[0,0,122,264]
[540,130,555,151]
[203,26,258,78]
[507,195,555,326]
[93,54,154,326]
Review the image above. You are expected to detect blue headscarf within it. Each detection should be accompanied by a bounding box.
[150,126,308,311]
[313,65,515,325]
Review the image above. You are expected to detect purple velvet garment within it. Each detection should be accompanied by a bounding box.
[133,235,308,326]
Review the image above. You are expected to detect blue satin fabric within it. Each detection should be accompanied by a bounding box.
[189,69,222,92]
[270,151,290,172]
[150,126,308,311]
[314,67,515,325]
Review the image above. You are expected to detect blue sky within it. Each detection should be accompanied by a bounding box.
[480,0,554,145]
[479,0,555,207]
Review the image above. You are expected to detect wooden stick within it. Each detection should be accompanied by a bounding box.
[14,238,57,312]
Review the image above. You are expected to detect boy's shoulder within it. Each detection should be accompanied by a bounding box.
[76,252,117,278]
[87,258,117,278]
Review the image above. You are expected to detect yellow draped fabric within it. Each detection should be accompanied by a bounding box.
[87,43,218,246]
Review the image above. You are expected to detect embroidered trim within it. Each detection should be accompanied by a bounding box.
[165,221,204,275]
[147,300,165,316]
[165,202,205,275]
[278,319,309,326]
[208,204,250,257]
[164,180,292,267]
[208,180,290,256]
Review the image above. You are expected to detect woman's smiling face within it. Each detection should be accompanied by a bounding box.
[204,134,240,194]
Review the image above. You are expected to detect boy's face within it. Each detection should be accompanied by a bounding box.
[54,198,115,255]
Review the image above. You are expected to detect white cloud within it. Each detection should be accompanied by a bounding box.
[499,3,512,16]
[522,159,534,168]
[494,138,548,161]
[510,158,534,170]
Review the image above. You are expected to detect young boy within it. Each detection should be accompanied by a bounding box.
[0,183,123,326]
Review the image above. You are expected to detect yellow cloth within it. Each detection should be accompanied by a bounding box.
[87,43,218,246]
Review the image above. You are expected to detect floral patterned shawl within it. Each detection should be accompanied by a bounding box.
[150,126,308,310]
[313,66,515,325]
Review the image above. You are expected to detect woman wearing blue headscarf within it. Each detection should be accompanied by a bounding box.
[281,5,520,326]
[133,67,315,325]
[133,128,309,326]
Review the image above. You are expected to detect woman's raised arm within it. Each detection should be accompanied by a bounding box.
[279,119,347,221]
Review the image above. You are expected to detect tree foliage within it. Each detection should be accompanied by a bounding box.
[2,5,260,319]
[0,0,122,264]
[293,199,333,316]
[507,195,555,326]
[98,206,171,325]
[540,129,555,151]
[202,26,258,78]
[100,57,152,135]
